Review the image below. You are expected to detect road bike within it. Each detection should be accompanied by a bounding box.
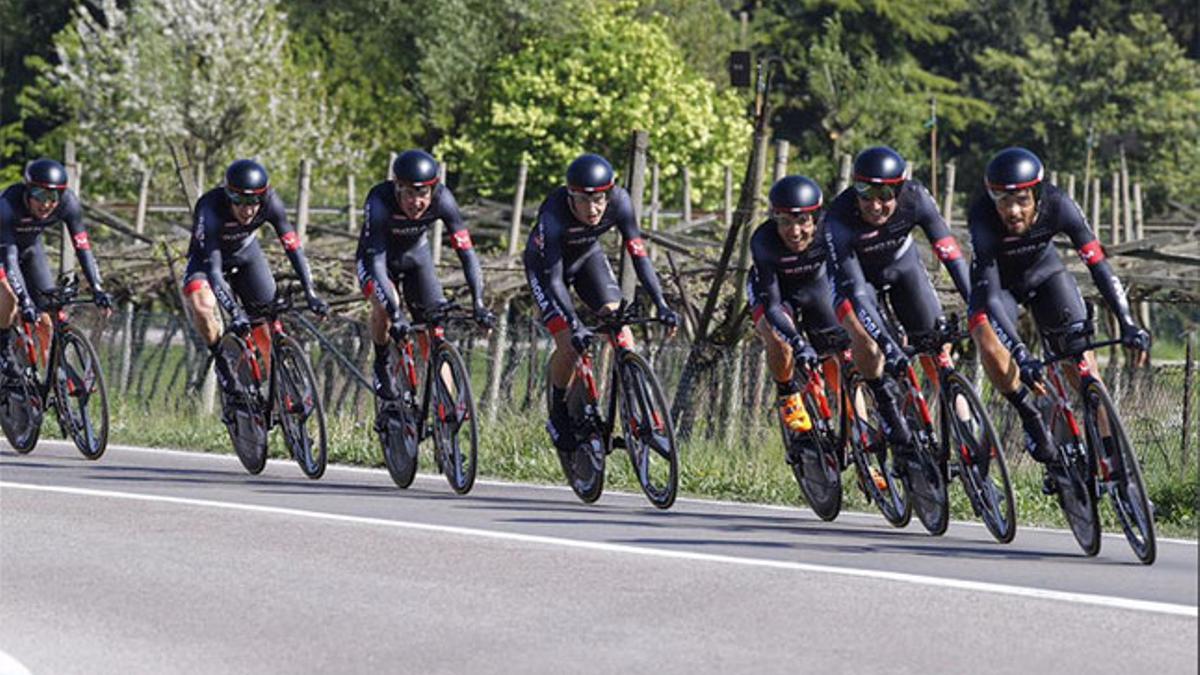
[216,293,327,478]
[0,279,108,459]
[375,303,480,494]
[1034,319,1156,564]
[545,303,678,508]
[906,317,1016,543]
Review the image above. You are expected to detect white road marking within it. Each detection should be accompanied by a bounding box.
[0,649,32,675]
[3,480,1195,619]
[16,440,1198,547]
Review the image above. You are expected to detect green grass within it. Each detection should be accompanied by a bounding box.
[100,397,1198,540]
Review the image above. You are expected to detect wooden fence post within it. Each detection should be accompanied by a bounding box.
[135,170,150,236]
[649,163,661,262]
[507,161,528,257]
[1090,178,1101,235]
[1133,182,1151,330]
[387,152,397,180]
[347,174,357,233]
[1120,147,1133,243]
[941,161,956,227]
[1183,333,1194,477]
[1111,172,1121,246]
[1066,173,1077,205]
[484,298,512,422]
[835,154,852,194]
[297,158,312,242]
[620,131,649,300]
[431,163,446,265]
[681,166,692,226]
[61,141,79,275]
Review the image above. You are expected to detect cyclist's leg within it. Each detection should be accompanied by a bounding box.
[886,256,946,384]
[357,255,402,398]
[399,245,450,387]
[524,255,582,451]
[228,247,277,375]
[837,289,911,448]
[574,249,627,344]
[18,246,56,364]
[969,284,1056,463]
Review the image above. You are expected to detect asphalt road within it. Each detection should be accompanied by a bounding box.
[1,440,1196,674]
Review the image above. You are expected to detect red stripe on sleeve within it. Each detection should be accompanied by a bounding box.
[1077,240,1105,266]
[968,312,990,331]
[451,230,473,251]
[546,315,570,335]
[836,299,854,322]
[932,236,962,262]
[280,231,301,252]
[626,237,648,258]
[183,279,210,296]
[72,231,91,251]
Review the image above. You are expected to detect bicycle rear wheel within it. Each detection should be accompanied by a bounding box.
[846,373,910,527]
[617,350,678,510]
[942,371,1016,543]
[0,371,42,454]
[274,335,327,480]
[379,343,421,489]
[1083,381,1156,565]
[219,334,268,475]
[429,342,478,495]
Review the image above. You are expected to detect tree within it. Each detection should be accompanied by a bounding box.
[23,0,347,198]
[445,3,750,207]
[976,13,1200,209]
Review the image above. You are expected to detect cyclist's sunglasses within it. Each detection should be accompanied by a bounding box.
[225,189,266,206]
[28,185,65,204]
[853,181,900,201]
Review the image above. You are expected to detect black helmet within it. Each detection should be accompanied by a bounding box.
[24,159,69,190]
[985,147,1044,197]
[769,175,823,214]
[392,150,439,187]
[224,159,270,196]
[852,146,906,185]
[566,154,615,193]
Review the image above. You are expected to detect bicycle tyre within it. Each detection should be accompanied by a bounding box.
[0,373,42,454]
[219,333,269,475]
[51,326,109,460]
[845,373,910,527]
[546,360,605,503]
[274,335,327,480]
[430,342,478,495]
[942,371,1016,543]
[617,350,678,510]
[897,376,949,536]
[785,390,843,521]
[379,342,421,489]
[1083,381,1156,565]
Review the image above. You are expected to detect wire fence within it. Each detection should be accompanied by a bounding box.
[69,303,1197,481]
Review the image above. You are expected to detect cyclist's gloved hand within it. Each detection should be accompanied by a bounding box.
[1120,324,1151,352]
[305,293,329,317]
[881,339,909,377]
[657,306,680,330]
[473,305,497,329]
[93,289,113,311]
[19,302,38,325]
[229,311,252,337]
[388,317,412,343]
[570,326,594,355]
[1013,345,1043,388]
[787,335,820,370]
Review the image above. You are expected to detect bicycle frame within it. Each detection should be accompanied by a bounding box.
[15,298,92,402]
[391,310,474,443]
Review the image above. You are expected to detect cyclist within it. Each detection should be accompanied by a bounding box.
[824,146,971,470]
[967,147,1150,482]
[524,153,679,453]
[357,149,494,400]
[748,175,848,438]
[182,159,328,395]
[0,159,112,376]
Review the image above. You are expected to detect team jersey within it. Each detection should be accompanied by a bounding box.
[0,183,104,307]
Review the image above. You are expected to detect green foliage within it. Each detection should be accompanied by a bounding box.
[976,13,1200,208]
[446,4,749,207]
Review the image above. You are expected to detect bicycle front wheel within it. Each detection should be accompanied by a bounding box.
[378,342,421,489]
[274,335,327,480]
[786,390,843,521]
[219,334,268,475]
[1083,381,1156,565]
[942,370,1016,543]
[846,373,910,527]
[430,342,478,495]
[617,350,678,510]
[52,326,109,460]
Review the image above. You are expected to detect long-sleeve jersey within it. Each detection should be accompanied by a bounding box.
[823,180,970,347]
[354,181,484,320]
[186,187,315,317]
[748,219,834,344]
[967,183,1137,354]
[0,184,104,308]
[522,185,667,331]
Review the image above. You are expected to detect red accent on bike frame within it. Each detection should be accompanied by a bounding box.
[629,417,640,436]
[751,304,766,323]
[404,342,418,388]
[433,326,445,340]
[579,355,598,402]
[651,410,663,431]
[438,402,446,422]
[1098,455,1112,481]
[57,309,67,323]
[1064,410,1081,438]
[245,337,263,383]
[21,323,37,366]
[272,319,284,335]
[960,444,970,463]
[907,366,933,426]
[0,267,6,281]
[615,328,635,350]
[807,371,832,420]
[362,280,375,299]
[1077,358,1091,378]
[935,351,953,370]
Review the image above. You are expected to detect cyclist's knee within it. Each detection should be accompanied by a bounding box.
[0,279,15,329]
